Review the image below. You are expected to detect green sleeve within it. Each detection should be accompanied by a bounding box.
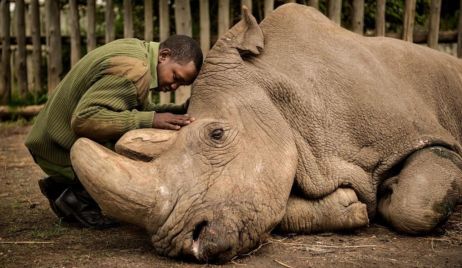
[71,75,154,142]
[144,98,189,114]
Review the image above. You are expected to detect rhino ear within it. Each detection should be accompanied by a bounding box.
[229,6,264,56]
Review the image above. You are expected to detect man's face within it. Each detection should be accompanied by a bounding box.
[156,48,198,92]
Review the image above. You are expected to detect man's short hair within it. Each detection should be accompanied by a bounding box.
[160,35,203,72]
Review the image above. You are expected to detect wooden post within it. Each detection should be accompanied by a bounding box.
[174,0,192,105]
[87,0,96,51]
[403,0,416,42]
[200,0,210,55]
[427,0,441,49]
[459,0,462,58]
[351,0,364,34]
[328,0,342,25]
[105,0,115,43]
[218,0,230,38]
[15,0,28,97]
[145,0,153,41]
[159,0,170,104]
[242,0,252,14]
[0,0,11,104]
[123,0,133,38]
[30,0,42,94]
[376,0,386,36]
[46,0,62,93]
[308,1,319,9]
[286,0,296,3]
[264,0,274,18]
[69,0,81,66]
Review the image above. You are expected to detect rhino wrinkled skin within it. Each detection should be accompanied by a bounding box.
[70,4,462,262]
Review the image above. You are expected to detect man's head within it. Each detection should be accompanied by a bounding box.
[156,35,203,92]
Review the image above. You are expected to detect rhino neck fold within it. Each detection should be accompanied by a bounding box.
[70,138,172,231]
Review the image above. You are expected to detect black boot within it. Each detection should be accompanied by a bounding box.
[38,177,75,221]
[54,186,119,229]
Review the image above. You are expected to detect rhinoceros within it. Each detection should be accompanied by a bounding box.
[70,3,462,262]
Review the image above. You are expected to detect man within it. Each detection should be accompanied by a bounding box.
[25,35,203,228]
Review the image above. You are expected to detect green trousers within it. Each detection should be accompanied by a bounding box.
[33,154,76,183]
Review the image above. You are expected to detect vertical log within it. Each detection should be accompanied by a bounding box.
[307,0,319,9]
[328,0,342,25]
[16,0,28,97]
[459,0,462,58]
[242,0,252,13]
[264,0,274,18]
[159,0,170,104]
[31,0,42,93]
[0,0,11,104]
[427,0,441,49]
[376,0,386,36]
[69,0,81,66]
[105,0,115,43]
[123,0,133,38]
[403,0,416,42]
[218,0,230,38]
[200,0,210,55]
[87,0,96,51]
[174,0,192,105]
[145,0,153,41]
[46,0,62,93]
[351,0,364,34]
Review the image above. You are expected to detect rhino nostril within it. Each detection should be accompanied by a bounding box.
[192,220,208,241]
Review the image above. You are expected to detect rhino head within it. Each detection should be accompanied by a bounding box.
[71,7,298,262]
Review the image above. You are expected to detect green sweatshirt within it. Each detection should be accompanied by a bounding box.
[25,38,187,170]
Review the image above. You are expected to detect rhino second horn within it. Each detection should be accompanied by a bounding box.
[115,129,178,161]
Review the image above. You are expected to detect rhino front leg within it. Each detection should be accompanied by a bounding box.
[278,188,369,233]
[378,146,462,234]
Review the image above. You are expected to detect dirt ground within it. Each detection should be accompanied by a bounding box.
[1,123,461,268]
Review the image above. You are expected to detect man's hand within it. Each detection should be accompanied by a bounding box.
[153,113,195,130]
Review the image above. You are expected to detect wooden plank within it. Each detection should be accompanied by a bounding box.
[376,0,386,36]
[69,0,81,66]
[174,0,192,105]
[0,0,11,104]
[105,0,115,43]
[145,0,153,41]
[427,0,441,49]
[352,0,364,34]
[264,0,274,18]
[218,0,230,38]
[15,0,28,96]
[30,0,42,93]
[87,0,96,51]
[159,0,170,104]
[45,0,62,93]
[403,0,416,42]
[123,0,133,38]
[328,0,342,25]
[459,0,462,58]
[307,0,319,9]
[200,0,210,55]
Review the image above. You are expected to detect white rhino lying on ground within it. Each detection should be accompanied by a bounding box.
[70,3,462,263]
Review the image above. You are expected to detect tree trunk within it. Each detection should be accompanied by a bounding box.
[403,0,416,42]
[145,0,153,41]
[46,0,62,93]
[427,0,441,49]
[459,0,462,58]
[124,0,133,38]
[69,0,81,66]
[174,0,192,105]
[376,0,386,36]
[105,0,115,43]
[200,0,210,55]
[87,0,96,51]
[30,0,42,94]
[159,0,170,104]
[307,0,319,9]
[15,0,28,97]
[0,0,11,104]
[328,0,342,25]
[242,0,252,14]
[264,0,274,18]
[218,0,230,38]
[351,0,364,34]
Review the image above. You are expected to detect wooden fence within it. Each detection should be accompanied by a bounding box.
[0,0,461,113]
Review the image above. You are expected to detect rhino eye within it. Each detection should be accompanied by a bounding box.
[210,128,224,140]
